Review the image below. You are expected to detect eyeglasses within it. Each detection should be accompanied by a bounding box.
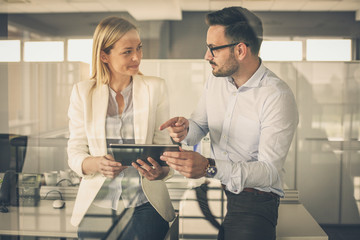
[207,42,249,57]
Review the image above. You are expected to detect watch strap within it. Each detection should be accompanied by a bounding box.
[207,158,216,167]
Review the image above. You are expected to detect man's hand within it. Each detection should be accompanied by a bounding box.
[160,147,208,179]
[132,157,170,181]
[159,117,189,142]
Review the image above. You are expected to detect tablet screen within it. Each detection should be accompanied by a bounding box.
[109,144,179,166]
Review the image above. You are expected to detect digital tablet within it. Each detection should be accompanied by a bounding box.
[109,144,180,166]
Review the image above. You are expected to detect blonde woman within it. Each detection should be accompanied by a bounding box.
[67,16,175,239]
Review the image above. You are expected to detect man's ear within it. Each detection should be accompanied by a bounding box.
[100,51,109,63]
[234,43,248,61]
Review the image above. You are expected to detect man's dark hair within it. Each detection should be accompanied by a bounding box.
[206,7,263,55]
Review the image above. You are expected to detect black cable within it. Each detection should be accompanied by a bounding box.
[195,182,221,230]
[56,178,75,186]
[42,190,63,200]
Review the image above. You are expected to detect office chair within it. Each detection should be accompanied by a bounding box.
[0,133,28,173]
[10,135,28,173]
[0,134,28,208]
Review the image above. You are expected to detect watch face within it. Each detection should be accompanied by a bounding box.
[206,166,217,178]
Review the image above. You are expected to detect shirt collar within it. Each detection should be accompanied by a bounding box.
[226,58,266,89]
[244,59,266,88]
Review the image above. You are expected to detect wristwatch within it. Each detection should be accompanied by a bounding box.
[205,158,217,178]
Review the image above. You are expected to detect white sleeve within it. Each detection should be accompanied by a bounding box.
[183,80,210,146]
[217,90,299,194]
[67,84,91,178]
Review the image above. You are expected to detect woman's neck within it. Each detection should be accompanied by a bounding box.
[109,75,132,93]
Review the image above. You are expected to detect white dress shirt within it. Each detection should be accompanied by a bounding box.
[183,62,299,197]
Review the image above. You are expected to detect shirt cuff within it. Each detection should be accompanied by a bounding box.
[215,159,243,194]
[182,120,201,146]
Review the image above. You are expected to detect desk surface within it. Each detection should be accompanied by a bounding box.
[0,190,328,240]
[277,204,328,240]
[180,189,328,240]
[0,200,77,238]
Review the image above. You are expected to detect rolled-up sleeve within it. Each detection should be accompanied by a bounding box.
[218,90,299,195]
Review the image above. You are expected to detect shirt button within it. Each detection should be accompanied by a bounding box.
[233,93,236,96]
[223,152,227,155]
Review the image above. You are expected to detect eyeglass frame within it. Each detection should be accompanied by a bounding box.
[207,42,249,57]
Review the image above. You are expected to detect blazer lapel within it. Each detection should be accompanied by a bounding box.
[133,75,149,144]
[92,84,108,154]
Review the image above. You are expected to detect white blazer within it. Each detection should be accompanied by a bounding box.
[67,75,175,227]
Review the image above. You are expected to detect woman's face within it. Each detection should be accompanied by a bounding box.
[102,29,142,78]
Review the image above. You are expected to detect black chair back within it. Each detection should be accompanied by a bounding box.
[0,134,28,173]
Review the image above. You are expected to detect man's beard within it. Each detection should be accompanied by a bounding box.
[211,53,238,77]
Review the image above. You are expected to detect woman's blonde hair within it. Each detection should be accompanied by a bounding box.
[91,16,137,86]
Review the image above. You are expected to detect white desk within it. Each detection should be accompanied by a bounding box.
[179,189,328,240]
[0,199,177,239]
[0,200,77,238]
[277,203,327,240]
[0,187,328,240]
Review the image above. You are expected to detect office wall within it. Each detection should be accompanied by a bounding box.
[166,11,360,59]
[4,62,89,173]
[6,11,360,59]
[292,62,360,224]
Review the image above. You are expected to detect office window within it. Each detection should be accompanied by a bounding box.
[24,41,64,62]
[67,39,92,64]
[306,39,351,61]
[0,40,21,62]
[260,41,302,61]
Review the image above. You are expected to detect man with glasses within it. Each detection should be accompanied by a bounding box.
[160,6,298,240]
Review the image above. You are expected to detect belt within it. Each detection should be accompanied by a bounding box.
[221,185,278,198]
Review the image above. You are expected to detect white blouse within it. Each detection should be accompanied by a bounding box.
[93,82,148,210]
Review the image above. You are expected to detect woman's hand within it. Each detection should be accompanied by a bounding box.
[132,157,170,181]
[97,154,127,178]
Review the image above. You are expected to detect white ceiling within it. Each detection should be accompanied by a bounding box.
[1,0,360,21]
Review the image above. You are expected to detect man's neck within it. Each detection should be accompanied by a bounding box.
[232,57,261,88]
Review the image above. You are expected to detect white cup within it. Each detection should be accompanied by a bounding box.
[44,171,58,186]
[59,169,72,186]
[59,169,71,180]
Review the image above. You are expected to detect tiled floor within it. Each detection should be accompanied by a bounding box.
[320,225,360,240]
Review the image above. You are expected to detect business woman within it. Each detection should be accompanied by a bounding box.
[67,16,175,240]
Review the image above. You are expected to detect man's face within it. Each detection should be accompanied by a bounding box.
[204,25,239,77]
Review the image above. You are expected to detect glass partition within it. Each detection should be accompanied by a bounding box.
[5,60,360,189]
[2,61,360,234]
